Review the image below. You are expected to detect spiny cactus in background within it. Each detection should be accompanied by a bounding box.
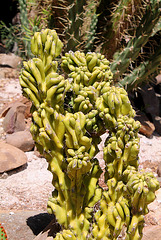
[95,0,161,91]
[0,223,8,240]
[19,29,160,239]
[110,0,161,82]
[98,0,142,59]
[18,0,32,58]
[84,1,98,52]
[118,43,161,91]
[65,0,86,51]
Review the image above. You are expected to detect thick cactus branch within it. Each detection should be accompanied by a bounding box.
[65,0,86,51]
[110,0,161,80]
[118,44,161,91]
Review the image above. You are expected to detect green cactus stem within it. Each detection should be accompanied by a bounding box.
[19,28,160,239]
[65,0,86,51]
[118,43,161,91]
[84,1,98,52]
[18,0,32,58]
[110,0,161,80]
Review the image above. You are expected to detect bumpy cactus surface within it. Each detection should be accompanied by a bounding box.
[19,29,160,239]
[0,223,8,240]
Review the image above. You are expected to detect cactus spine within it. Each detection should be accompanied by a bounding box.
[110,0,161,80]
[19,29,159,239]
[65,0,86,51]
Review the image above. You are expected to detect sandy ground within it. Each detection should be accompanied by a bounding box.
[0,133,161,211]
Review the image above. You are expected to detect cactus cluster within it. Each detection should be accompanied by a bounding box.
[0,223,8,240]
[19,29,159,239]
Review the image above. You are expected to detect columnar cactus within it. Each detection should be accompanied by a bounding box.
[65,0,86,51]
[18,0,31,58]
[110,0,161,80]
[19,29,159,239]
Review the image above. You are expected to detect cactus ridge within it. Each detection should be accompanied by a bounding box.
[19,28,160,239]
[18,0,31,57]
[110,0,161,80]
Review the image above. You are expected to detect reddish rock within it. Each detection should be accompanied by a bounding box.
[135,110,155,137]
[6,130,35,152]
[0,142,27,173]
[0,96,32,119]
[2,102,27,133]
[153,116,161,136]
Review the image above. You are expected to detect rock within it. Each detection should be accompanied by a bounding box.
[0,142,27,173]
[0,96,32,119]
[153,116,161,136]
[2,102,27,133]
[157,162,161,177]
[0,67,19,79]
[0,53,21,68]
[6,131,35,152]
[135,110,155,137]
[142,225,161,240]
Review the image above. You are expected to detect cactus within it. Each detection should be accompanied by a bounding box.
[84,1,98,52]
[18,0,32,58]
[110,0,161,80]
[65,0,86,51]
[118,43,161,91]
[0,223,8,240]
[19,29,160,239]
[95,0,161,90]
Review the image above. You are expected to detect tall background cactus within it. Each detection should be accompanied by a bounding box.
[18,0,32,58]
[19,29,159,239]
[23,0,161,90]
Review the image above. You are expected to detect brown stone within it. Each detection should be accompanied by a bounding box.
[157,162,161,177]
[0,142,27,173]
[0,53,21,69]
[0,96,32,119]
[2,102,27,133]
[135,110,155,137]
[6,130,35,152]
[153,116,161,136]
[0,67,19,79]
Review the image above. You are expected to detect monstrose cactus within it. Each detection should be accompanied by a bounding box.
[19,29,160,239]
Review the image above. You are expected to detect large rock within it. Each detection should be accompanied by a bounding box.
[0,53,21,68]
[0,142,28,173]
[0,67,19,79]
[135,110,155,137]
[0,96,32,119]
[6,130,35,152]
[2,102,27,133]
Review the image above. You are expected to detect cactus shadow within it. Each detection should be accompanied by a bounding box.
[27,212,61,237]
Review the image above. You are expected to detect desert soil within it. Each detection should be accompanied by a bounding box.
[0,76,161,240]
